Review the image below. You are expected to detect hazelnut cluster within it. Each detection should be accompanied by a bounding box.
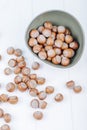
[0,108,11,130]
[66,80,82,93]
[0,94,18,104]
[28,21,79,66]
[3,47,64,121]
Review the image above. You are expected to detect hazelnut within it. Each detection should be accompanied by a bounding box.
[63,49,75,58]
[30,29,39,38]
[33,111,43,120]
[38,91,47,100]
[4,68,12,75]
[4,113,11,123]
[6,82,15,92]
[33,44,42,53]
[57,34,65,42]
[61,42,68,50]
[69,41,79,50]
[18,61,26,68]
[47,37,54,46]
[14,66,21,74]
[55,40,63,48]
[22,76,30,83]
[38,26,44,33]
[16,56,24,63]
[14,75,22,84]
[32,62,40,70]
[18,82,27,92]
[44,21,53,29]
[37,35,46,44]
[27,80,37,89]
[65,28,71,35]
[65,35,73,43]
[45,86,54,94]
[1,124,10,130]
[47,49,56,58]
[36,77,45,85]
[45,45,52,51]
[8,59,17,67]
[30,99,39,108]
[28,38,37,47]
[38,51,47,60]
[29,88,38,97]
[55,93,63,102]
[73,86,82,93]
[39,101,47,109]
[7,47,14,55]
[66,80,75,89]
[14,49,22,57]
[8,96,18,104]
[22,67,30,76]
[42,28,51,37]
[50,32,56,40]
[0,94,8,102]
[58,26,65,33]
[54,48,61,55]
[52,55,61,64]
[61,56,70,66]
[52,26,58,32]
[29,74,37,80]
[47,56,52,61]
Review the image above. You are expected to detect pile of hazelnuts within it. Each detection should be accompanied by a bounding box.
[2,46,64,123]
[28,21,79,66]
[0,46,82,129]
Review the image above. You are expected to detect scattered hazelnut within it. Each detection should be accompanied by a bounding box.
[7,47,14,55]
[32,62,40,70]
[73,85,82,93]
[18,82,27,92]
[1,124,10,130]
[4,68,12,75]
[55,93,63,102]
[45,86,54,94]
[8,59,17,67]
[8,96,18,104]
[66,80,75,89]
[38,91,47,100]
[36,77,45,85]
[39,101,47,109]
[6,82,15,92]
[30,99,39,108]
[14,49,22,57]
[33,111,43,120]
[4,113,11,123]
[29,88,38,97]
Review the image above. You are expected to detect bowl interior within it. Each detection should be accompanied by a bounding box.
[26,10,84,68]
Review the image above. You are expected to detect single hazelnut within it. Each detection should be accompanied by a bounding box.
[30,29,39,38]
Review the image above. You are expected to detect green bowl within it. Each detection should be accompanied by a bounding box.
[25,10,84,68]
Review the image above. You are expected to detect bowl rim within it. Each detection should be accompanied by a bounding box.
[25,10,85,69]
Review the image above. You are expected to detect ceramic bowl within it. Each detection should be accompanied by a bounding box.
[25,10,84,68]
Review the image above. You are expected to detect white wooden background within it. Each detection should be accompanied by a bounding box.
[0,0,87,130]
